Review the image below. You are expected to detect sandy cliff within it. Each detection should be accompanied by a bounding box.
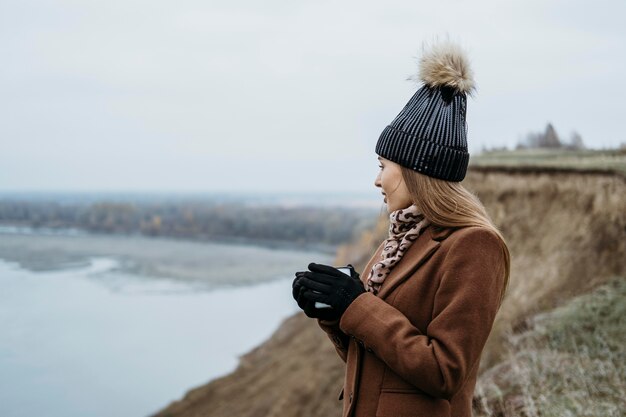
[153,167,626,417]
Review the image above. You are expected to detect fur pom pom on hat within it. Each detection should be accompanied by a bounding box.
[376,41,474,182]
[418,41,475,95]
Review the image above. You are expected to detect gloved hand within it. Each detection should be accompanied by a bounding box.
[298,263,366,317]
[292,264,359,304]
[292,270,306,303]
[292,271,340,320]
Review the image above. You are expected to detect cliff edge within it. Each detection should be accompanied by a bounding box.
[153,164,626,417]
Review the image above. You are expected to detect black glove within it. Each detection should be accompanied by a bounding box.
[298,262,366,317]
[292,270,306,303]
[292,271,339,320]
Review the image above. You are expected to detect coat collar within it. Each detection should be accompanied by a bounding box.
[360,224,455,300]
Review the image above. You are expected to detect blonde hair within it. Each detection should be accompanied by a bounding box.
[401,167,510,303]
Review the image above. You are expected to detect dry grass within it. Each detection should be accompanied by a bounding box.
[470,148,626,177]
[474,277,626,417]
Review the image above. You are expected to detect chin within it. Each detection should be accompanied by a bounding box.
[387,203,410,213]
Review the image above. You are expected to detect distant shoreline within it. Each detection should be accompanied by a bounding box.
[0,198,379,254]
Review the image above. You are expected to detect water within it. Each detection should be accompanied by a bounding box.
[0,256,314,417]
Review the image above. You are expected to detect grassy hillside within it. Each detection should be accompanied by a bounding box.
[153,152,626,417]
[475,277,625,416]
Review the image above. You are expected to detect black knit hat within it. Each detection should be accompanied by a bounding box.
[375,42,475,182]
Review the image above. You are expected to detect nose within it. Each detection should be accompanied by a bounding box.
[374,171,382,188]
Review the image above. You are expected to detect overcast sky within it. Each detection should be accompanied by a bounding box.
[1,0,624,193]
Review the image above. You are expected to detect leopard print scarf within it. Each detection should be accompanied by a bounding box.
[366,205,430,295]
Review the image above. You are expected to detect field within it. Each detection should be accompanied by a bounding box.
[471,148,626,177]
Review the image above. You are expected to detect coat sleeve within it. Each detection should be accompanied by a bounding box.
[338,227,506,399]
[317,318,350,363]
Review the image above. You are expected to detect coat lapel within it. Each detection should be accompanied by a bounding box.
[374,225,452,300]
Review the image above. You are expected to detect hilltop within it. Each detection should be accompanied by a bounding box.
[470,147,626,177]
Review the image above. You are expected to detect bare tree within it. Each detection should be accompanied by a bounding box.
[541,123,562,148]
[517,123,566,149]
[568,131,585,150]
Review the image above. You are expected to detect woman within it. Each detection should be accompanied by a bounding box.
[292,41,510,417]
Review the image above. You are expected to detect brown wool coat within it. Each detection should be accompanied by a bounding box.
[318,225,506,417]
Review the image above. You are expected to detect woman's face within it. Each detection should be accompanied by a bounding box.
[374,156,412,212]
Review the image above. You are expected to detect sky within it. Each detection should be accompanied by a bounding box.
[1,0,625,193]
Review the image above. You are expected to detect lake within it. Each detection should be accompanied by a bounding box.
[0,231,331,417]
